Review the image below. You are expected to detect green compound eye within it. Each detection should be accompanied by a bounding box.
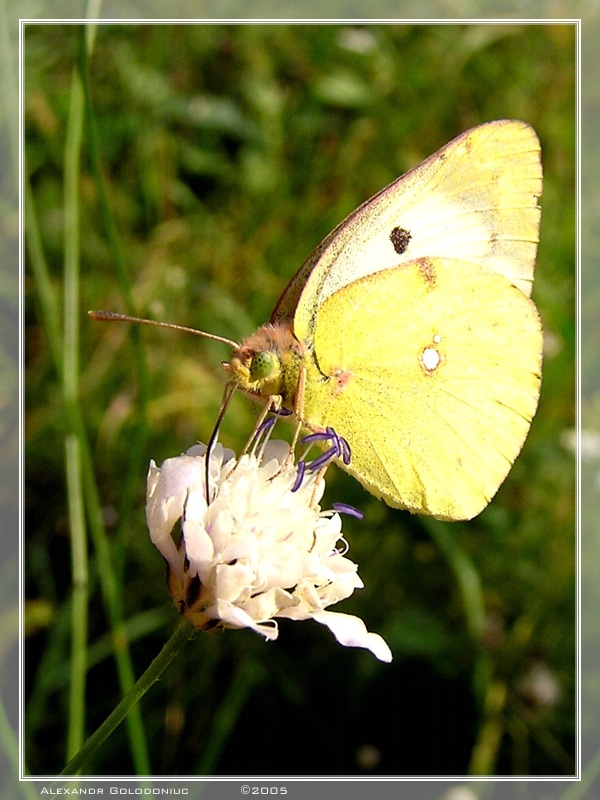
[250,350,278,380]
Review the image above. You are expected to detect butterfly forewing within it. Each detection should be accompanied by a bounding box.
[272,120,541,343]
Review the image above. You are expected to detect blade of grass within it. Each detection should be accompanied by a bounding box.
[424,519,486,642]
[65,435,88,760]
[59,16,151,775]
[77,26,151,582]
[63,50,88,764]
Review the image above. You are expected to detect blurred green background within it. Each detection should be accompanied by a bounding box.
[25,23,575,777]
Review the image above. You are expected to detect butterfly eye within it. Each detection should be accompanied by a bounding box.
[250,350,279,380]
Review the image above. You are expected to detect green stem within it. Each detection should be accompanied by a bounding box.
[61,619,196,776]
[65,435,88,760]
[63,47,87,765]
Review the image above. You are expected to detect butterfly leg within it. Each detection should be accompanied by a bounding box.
[241,394,283,456]
[288,362,308,459]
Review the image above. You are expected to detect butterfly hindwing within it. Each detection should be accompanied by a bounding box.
[302,257,542,520]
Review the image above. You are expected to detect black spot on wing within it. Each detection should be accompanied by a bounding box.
[389,226,412,255]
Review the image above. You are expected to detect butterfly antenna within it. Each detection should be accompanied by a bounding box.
[88,310,239,348]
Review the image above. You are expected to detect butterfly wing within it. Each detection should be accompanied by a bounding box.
[301,257,543,520]
[271,120,542,342]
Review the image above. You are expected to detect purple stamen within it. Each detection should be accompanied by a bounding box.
[339,437,351,465]
[291,460,306,492]
[326,428,351,465]
[308,446,338,471]
[257,415,277,437]
[332,502,364,520]
[301,430,332,446]
[301,427,352,470]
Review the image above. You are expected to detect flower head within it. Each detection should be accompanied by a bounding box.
[146,439,391,662]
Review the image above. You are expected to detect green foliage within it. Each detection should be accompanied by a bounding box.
[25,22,575,776]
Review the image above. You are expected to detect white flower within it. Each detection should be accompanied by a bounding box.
[146,440,392,662]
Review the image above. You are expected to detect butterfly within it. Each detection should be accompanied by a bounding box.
[223,119,543,521]
[91,119,543,521]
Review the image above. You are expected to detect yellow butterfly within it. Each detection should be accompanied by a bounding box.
[225,119,543,521]
[91,119,542,521]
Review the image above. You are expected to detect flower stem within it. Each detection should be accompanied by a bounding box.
[60,619,196,776]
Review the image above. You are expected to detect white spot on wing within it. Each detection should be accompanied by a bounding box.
[421,346,441,372]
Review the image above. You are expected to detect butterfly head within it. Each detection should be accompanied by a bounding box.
[226,343,281,397]
[224,322,306,406]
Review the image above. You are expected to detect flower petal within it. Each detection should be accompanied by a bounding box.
[209,600,280,641]
[312,611,393,663]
